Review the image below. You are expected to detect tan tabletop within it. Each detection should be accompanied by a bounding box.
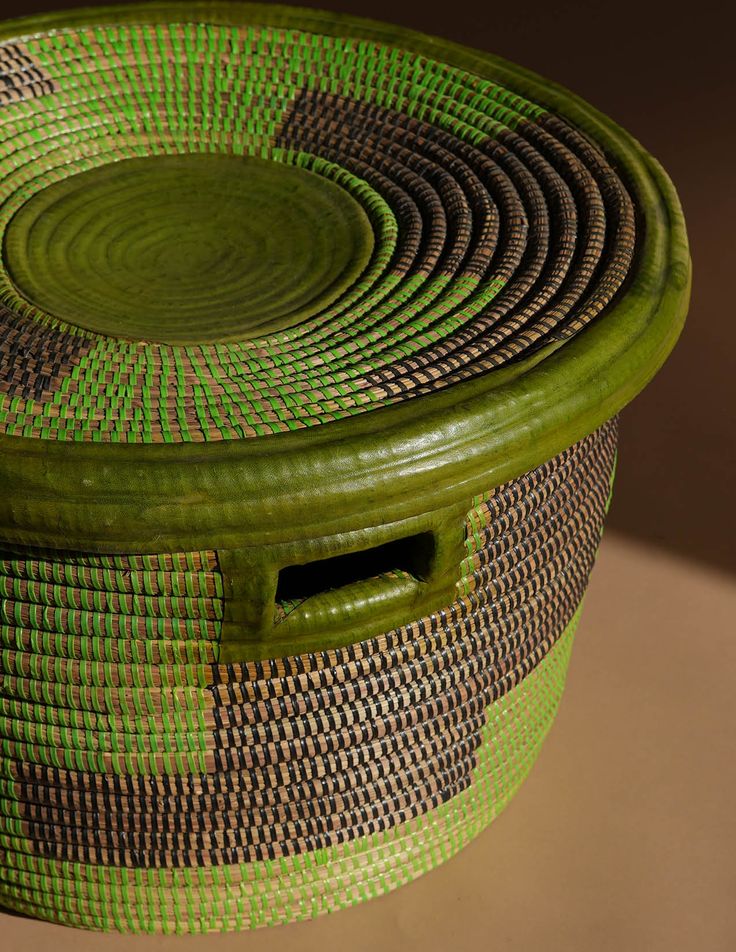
[2,531,734,952]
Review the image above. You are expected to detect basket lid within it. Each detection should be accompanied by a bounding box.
[0,1,689,552]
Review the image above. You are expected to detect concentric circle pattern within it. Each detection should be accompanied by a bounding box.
[4,154,375,344]
[0,21,635,443]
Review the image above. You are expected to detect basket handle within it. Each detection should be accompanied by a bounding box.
[218,502,468,662]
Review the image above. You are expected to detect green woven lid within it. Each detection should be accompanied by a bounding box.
[0,1,690,553]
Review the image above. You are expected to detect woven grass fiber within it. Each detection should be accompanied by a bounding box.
[0,0,689,935]
[1,421,617,930]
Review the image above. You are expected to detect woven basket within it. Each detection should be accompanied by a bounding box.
[0,1,689,934]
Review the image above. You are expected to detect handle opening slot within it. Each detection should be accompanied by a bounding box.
[275,531,435,618]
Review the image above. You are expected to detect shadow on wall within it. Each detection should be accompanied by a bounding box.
[1,0,732,575]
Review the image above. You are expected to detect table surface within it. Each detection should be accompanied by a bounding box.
[2,530,734,952]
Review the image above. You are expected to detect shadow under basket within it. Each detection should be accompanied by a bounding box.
[0,1,689,935]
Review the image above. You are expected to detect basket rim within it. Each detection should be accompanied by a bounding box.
[0,1,690,553]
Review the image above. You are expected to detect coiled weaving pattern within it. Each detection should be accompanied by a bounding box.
[0,22,635,442]
[0,420,617,930]
[0,0,674,934]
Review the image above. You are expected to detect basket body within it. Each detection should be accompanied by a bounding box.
[0,0,688,935]
[1,421,617,931]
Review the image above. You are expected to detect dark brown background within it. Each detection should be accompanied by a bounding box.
[2,0,732,574]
